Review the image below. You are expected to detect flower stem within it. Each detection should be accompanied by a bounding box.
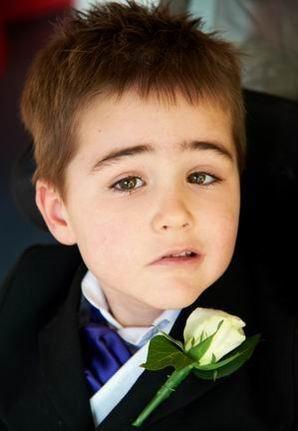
[131,364,194,427]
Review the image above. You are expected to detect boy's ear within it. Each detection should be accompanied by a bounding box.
[35,179,76,245]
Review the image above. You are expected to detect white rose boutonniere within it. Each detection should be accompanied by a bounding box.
[183,308,246,365]
[132,307,261,427]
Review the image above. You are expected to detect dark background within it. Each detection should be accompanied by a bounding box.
[0,9,66,283]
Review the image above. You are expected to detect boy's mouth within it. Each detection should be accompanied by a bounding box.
[151,248,201,265]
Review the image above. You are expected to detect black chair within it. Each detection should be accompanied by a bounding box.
[239,90,297,312]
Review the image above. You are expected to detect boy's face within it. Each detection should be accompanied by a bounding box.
[37,90,240,326]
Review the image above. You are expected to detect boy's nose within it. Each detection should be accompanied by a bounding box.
[152,193,194,232]
[161,221,190,231]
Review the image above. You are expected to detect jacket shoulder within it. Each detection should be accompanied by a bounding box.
[0,243,82,329]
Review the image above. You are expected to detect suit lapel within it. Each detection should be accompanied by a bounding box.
[38,261,95,431]
[98,251,259,430]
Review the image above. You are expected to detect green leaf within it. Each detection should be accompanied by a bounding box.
[187,320,224,362]
[157,330,184,351]
[192,333,261,381]
[140,335,193,372]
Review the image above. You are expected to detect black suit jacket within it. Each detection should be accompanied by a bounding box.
[0,242,297,431]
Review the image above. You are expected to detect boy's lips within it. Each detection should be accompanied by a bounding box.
[150,247,202,265]
[151,254,202,266]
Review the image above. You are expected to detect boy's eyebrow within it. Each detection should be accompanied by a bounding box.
[90,140,234,173]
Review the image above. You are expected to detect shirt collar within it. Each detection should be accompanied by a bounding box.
[81,270,181,347]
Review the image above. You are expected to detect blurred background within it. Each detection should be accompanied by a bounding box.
[1,0,298,283]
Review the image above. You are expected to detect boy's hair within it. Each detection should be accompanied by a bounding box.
[20,0,246,202]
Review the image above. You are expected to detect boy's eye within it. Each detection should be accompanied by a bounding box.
[188,172,218,186]
[109,172,220,194]
[111,176,143,193]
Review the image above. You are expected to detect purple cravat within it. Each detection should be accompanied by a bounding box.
[80,301,132,396]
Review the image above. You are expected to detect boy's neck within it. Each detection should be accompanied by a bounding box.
[103,289,163,328]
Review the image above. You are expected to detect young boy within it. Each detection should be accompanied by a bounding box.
[0,1,296,430]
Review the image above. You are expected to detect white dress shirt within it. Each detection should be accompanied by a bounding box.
[81,270,181,427]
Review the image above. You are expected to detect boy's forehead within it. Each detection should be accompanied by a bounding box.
[77,90,233,135]
[74,89,236,164]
